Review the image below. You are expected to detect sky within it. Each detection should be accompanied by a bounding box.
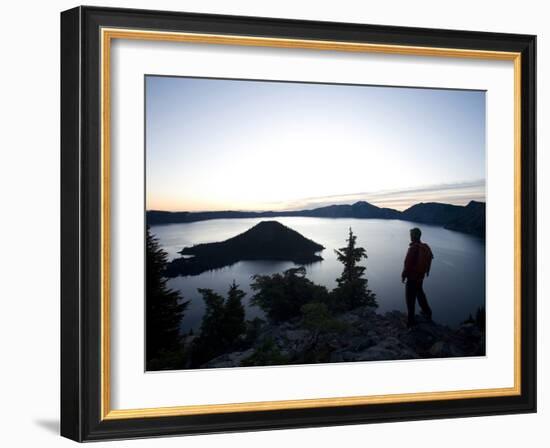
[146,76,486,212]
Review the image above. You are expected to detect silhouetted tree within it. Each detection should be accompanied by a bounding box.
[464,307,485,330]
[192,288,226,366]
[251,267,329,323]
[146,227,188,370]
[301,302,345,346]
[331,228,377,311]
[475,306,486,331]
[299,301,347,364]
[192,282,247,367]
[223,281,246,344]
[243,317,266,346]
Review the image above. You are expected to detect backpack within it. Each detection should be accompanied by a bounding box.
[416,243,433,275]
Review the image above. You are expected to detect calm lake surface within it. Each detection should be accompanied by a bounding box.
[151,217,485,332]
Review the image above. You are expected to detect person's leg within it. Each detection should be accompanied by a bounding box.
[405,280,417,327]
[416,279,432,320]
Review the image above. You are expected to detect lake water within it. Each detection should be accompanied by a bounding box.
[150,217,485,332]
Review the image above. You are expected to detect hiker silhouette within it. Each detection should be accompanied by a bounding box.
[401,227,433,327]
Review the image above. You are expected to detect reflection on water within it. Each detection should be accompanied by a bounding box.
[151,217,485,332]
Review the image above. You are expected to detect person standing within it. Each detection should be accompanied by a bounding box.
[401,227,433,327]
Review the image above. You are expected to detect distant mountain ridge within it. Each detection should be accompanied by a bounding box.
[400,201,485,236]
[148,200,485,237]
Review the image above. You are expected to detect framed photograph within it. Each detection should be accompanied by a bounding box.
[60,6,536,442]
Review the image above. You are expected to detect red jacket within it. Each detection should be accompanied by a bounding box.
[402,241,433,281]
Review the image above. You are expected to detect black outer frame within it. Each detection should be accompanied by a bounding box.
[60,6,537,442]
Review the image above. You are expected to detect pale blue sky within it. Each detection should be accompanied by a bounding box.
[146,76,485,212]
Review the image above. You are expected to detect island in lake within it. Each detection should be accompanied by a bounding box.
[164,220,325,277]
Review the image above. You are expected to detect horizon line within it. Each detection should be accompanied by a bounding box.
[146,198,486,214]
[147,180,486,213]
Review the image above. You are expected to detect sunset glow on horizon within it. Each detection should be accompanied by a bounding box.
[146,76,486,212]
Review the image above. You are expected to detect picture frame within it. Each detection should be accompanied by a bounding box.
[60,5,536,442]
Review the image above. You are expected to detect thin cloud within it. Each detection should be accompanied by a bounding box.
[269,180,486,212]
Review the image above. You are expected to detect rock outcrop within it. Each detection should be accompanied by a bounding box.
[202,307,485,368]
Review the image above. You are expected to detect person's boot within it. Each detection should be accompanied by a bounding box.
[421,310,432,323]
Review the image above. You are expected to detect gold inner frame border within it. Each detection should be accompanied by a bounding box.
[99,27,522,421]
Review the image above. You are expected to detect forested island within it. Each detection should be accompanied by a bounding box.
[147,200,485,237]
[164,221,324,277]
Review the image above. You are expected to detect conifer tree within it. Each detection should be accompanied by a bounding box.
[223,281,246,345]
[192,282,247,366]
[192,288,226,366]
[146,227,188,369]
[251,267,329,322]
[332,227,377,310]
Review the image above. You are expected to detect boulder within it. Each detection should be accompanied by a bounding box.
[202,348,255,368]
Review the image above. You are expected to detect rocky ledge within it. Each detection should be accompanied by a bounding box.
[201,307,485,369]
